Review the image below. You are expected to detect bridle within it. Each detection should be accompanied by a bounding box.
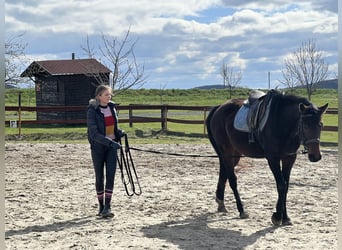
[298,113,322,150]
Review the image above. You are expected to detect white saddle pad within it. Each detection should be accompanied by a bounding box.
[233,103,250,132]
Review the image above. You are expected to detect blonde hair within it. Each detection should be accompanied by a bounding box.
[95,84,113,99]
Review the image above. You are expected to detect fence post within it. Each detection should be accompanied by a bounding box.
[203,108,207,135]
[18,91,22,138]
[129,104,133,127]
[161,105,168,130]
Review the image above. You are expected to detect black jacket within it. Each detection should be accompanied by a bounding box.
[87,99,121,148]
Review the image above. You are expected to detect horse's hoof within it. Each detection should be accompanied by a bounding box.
[216,198,227,212]
[240,211,249,219]
[217,206,227,212]
[282,218,293,226]
[271,213,282,226]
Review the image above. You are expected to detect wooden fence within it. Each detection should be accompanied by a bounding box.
[5,104,338,134]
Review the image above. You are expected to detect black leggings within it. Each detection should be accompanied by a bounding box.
[91,145,118,193]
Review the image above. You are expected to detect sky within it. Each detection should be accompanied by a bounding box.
[5,0,338,89]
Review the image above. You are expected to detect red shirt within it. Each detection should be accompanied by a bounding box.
[100,105,115,139]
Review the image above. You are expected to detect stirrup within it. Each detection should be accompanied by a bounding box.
[248,132,255,143]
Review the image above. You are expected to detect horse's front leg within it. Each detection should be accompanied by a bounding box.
[280,155,296,225]
[267,156,287,226]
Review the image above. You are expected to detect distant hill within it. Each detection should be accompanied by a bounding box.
[194,79,338,90]
[194,84,225,90]
[315,79,338,89]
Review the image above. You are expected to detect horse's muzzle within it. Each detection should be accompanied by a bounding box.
[306,140,322,162]
[308,153,321,162]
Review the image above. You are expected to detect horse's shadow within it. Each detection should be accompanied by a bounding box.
[5,216,93,239]
[141,212,277,249]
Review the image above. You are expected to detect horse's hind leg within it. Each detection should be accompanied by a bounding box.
[216,158,228,212]
[227,158,249,219]
[216,155,248,219]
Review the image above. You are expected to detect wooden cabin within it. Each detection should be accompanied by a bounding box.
[21,57,111,121]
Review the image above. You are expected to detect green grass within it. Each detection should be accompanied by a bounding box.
[5,121,210,144]
[5,88,338,145]
[5,87,338,107]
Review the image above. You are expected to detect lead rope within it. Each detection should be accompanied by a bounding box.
[128,146,219,158]
[128,146,307,158]
[117,134,142,196]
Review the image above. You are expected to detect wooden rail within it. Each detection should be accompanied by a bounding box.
[5,105,338,133]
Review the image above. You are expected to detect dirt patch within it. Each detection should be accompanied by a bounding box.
[5,143,337,249]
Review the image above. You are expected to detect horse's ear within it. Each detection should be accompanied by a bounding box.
[298,103,308,113]
[319,103,329,114]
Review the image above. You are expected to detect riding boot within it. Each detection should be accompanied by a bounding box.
[97,203,104,216]
[101,190,114,218]
[96,191,104,216]
[101,203,114,218]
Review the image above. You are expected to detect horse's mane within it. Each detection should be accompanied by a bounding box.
[271,90,312,107]
[267,91,312,135]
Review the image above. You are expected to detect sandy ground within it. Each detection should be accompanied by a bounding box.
[5,142,337,250]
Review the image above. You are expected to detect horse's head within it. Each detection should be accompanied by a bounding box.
[299,103,329,162]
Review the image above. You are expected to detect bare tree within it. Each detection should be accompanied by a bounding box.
[159,83,167,104]
[81,34,96,59]
[220,62,242,98]
[280,39,328,100]
[82,28,147,95]
[281,68,299,90]
[5,34,28,87]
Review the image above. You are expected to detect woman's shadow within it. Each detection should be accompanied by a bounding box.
[141,212,277,249]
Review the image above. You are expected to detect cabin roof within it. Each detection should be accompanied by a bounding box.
[21,58,111,77]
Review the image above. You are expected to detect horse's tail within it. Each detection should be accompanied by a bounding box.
[206,105,221,156]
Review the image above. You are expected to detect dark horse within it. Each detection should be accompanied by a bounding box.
[206,90,328,225]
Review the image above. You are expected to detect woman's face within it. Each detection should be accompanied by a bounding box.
[98,89,112,106]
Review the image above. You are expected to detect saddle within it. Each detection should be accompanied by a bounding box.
[234,90,275,143]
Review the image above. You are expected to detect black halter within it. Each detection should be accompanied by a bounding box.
[298,113,321,150]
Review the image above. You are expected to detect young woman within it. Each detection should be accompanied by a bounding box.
[87,84,124,218]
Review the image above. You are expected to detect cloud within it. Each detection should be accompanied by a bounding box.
[5,0,337,89]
